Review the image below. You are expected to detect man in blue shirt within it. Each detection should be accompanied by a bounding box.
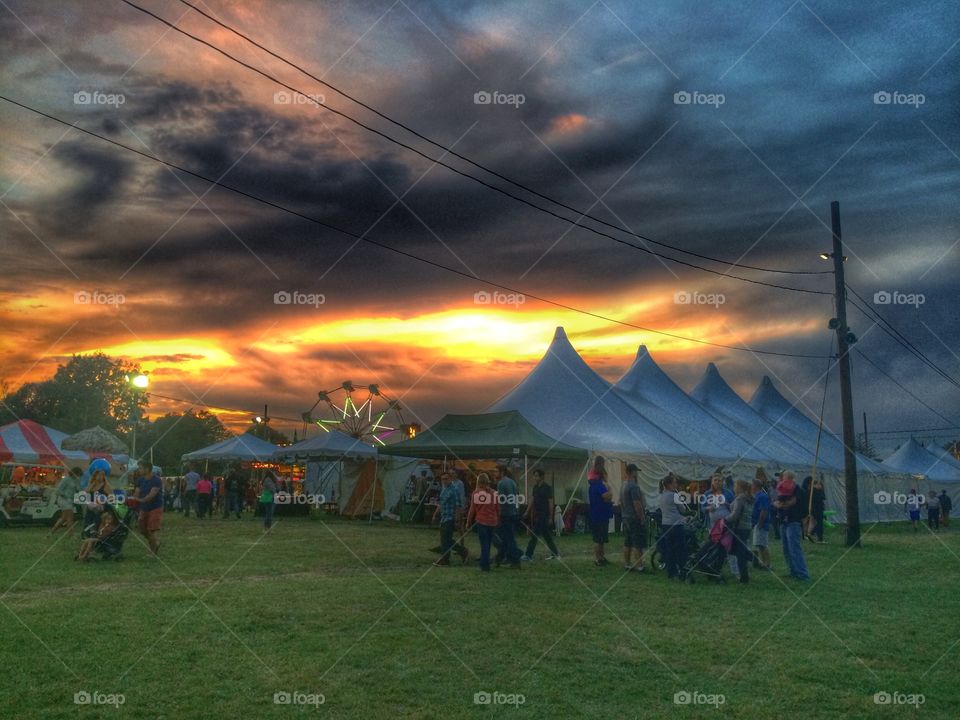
[182,464,199,517]
[132,459,164,556]
[494,465,522,569]
[751,476,772,570]
[587,458,613,567]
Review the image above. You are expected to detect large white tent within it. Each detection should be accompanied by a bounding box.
[925,444,960,473]
[613,346,771,463]
[881,438,960,482]
[272,430,377,462]
[476,327,928,522]
[182,434,279,463]
[489,328,695,459]
[488,327,704,498]
[749,376,888,475]
[689,364,818,468]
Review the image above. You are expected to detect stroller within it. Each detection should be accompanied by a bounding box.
[651,515,702,573]
[92,503,136,560]
[683,518,733,583]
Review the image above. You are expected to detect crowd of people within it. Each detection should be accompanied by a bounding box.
[427,457,846,585]
[47,460,293,561]
[904,488,952,530]
[43,453,955,574]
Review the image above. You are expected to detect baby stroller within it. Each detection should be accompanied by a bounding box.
[683,518,733,583]
[651,515,702,573]
[94,503,136,560]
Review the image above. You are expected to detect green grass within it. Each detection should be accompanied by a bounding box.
[1,513,958,719]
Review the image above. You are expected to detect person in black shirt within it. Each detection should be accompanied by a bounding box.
[223,464,246,519]
[522,469,560,560]
[940,490,952,528]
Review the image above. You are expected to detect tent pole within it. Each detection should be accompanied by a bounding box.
[368,470,376,524]
[524,455,529,500]
[562,457,592,518]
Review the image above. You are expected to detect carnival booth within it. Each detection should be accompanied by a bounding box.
[271,430,379,518]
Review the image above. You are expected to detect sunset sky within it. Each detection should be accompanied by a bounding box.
[1,0,958,449]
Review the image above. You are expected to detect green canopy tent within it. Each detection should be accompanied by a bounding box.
[379,411,588,463]
[379,411,589,510]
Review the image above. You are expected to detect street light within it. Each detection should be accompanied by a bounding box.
[127,374,149,475]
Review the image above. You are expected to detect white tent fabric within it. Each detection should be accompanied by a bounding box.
[489,327,694,458]
[182,434,279,462]
[304,456,416,516]
[273,430,376,461]
[880,438,960,482]
[613,346,771,462]
[926,444,960,472]
[749,376,887,474]
[689,364,819,468]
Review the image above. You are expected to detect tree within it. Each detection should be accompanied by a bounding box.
[138,410,231,472]
[0,354,147,434]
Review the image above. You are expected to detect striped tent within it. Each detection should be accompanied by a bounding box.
[0,419,88,465]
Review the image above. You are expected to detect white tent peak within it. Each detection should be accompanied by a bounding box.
[489,327,693,455]
[614,346,769,461]
[749,375,888,474]
[689,363,817,466]
[881,437,960,482]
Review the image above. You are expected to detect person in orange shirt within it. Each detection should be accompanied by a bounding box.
[466,473,500,572]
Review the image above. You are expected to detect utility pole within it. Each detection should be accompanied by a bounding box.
[829,201,861,547]
[862,411,869,454]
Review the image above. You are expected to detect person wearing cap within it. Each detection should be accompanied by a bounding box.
[772,470,809,581]
[619,463,647,572]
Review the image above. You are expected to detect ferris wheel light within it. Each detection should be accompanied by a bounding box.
[341,381,354,392]
[368,384,380,395]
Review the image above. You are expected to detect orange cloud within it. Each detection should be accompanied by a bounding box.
[548,113,591,136]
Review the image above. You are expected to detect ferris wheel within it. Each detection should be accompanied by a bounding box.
[301,381,411,445]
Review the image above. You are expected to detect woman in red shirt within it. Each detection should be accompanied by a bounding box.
[196,474,213,519]
[466,473,500,572]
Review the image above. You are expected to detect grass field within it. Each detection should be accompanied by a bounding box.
[1,512,958,719]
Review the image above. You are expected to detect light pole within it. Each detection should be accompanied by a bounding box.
[127,373,149,469]
[820,200,860,547]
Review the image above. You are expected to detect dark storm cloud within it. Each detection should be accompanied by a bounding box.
[2,0,959,438]
[42,140,135,231]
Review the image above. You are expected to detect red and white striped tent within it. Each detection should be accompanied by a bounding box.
[0,419,88,465]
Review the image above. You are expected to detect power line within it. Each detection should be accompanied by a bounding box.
[846,288,960,390]
[854,348,958,427]
[173,0,832,278]
[117,0,832,297]
[0,94,833,359]
[868,426,960,436]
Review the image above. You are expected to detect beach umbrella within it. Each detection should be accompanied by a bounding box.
[62,426,129,455]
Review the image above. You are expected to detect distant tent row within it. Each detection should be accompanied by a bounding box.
[180,429,409,519]
[385,327,958,523]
